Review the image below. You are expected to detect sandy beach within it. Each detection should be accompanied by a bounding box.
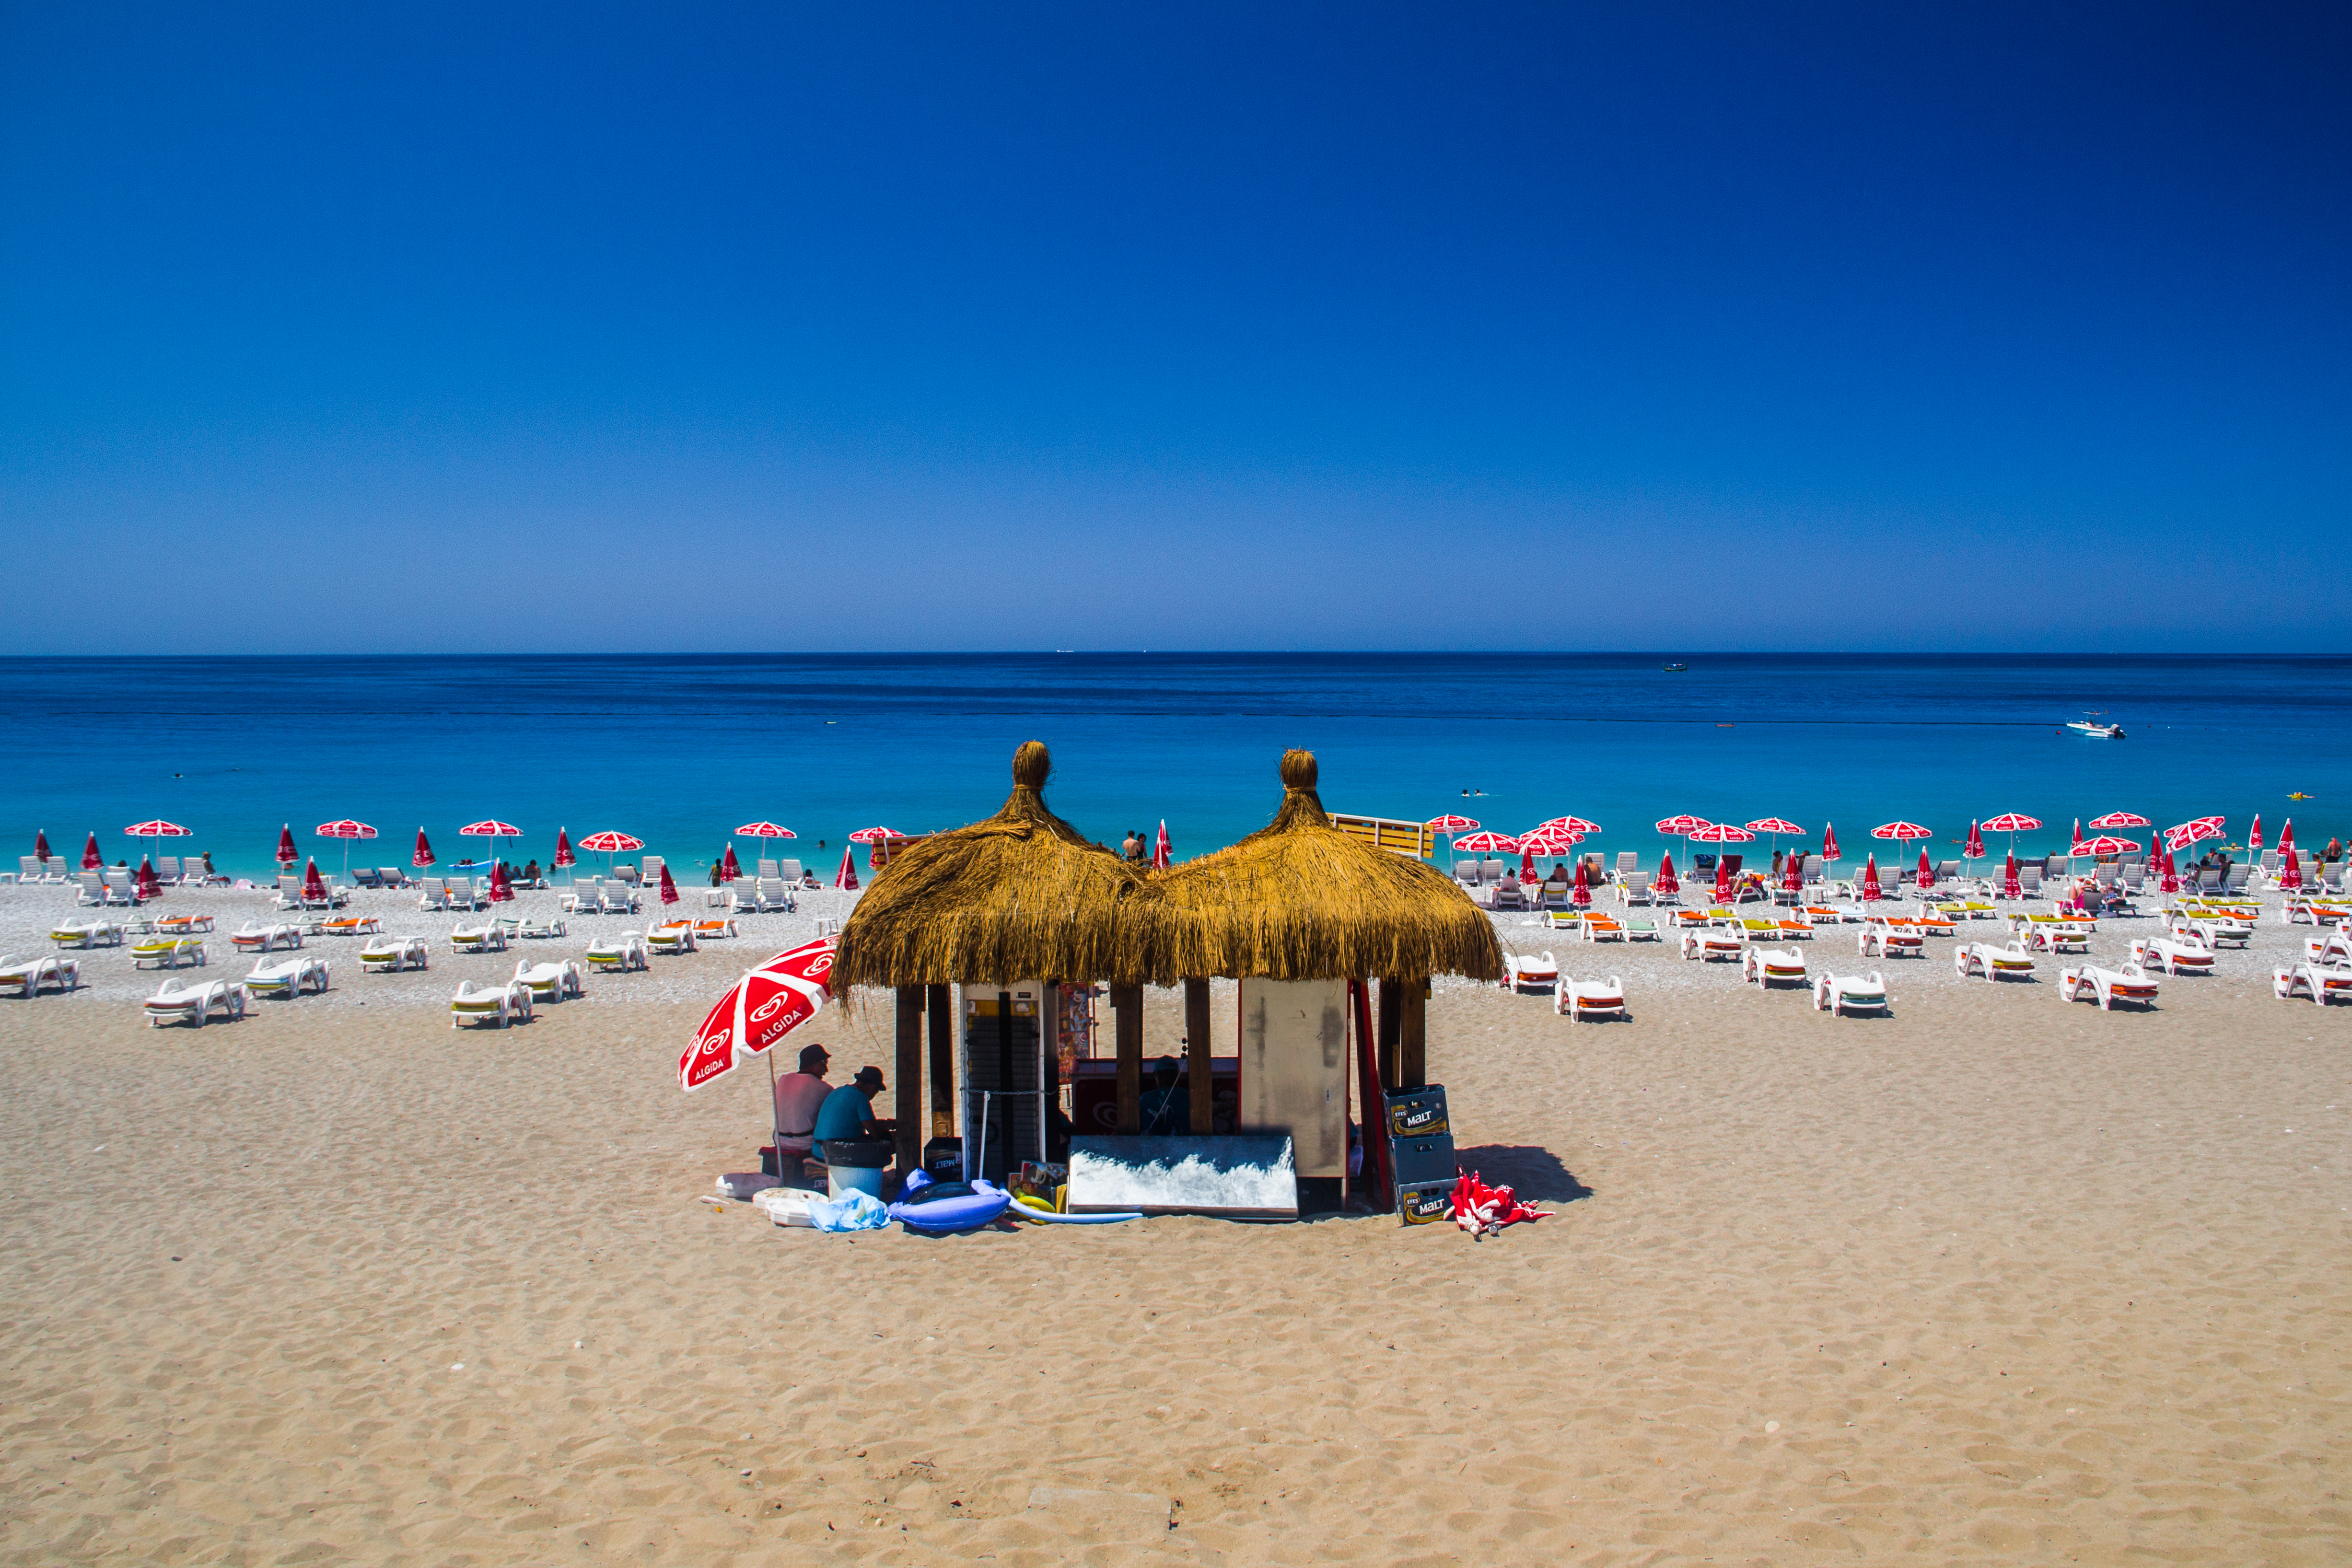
[2,879,2346,1565]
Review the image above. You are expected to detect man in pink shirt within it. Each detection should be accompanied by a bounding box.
[773,1043,832,1179]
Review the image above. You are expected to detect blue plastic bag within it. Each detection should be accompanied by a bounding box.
[805,1189,890,1232]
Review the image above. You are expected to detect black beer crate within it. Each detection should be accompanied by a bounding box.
[1391,1133,1458,1188]
[1385,1085,1450,1141]
[1397,1179,1455,1225]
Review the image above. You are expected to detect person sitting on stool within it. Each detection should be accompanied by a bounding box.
[813,1065,891,1161]
[773,1043,831,1179]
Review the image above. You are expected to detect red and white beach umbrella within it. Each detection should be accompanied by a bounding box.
[127,820,192,839]
[735,821,798,841]
[2280,845,2303,891]
[314,820,376,882]
[1517,825,1581,857]
[136,857,161,900]
[1654,814,1711,835]
[1782,852,1803,895]
[2280,818,2296,857]
[720,844,740,880]
[2075,835,2141,858]
[488,859,513,903]
[658,863,679,907]
[846,825,901,843]
[577,829,645,879]
[461,821,523,871]
[2157,848,2178,894]
[81,832,103,870]
[2247,814,2263,854]
[33,829,50,863]
[1542,815,1602,836]
[833,847,860,891]
[276,824,299,867]
[1153,820,1172,870]
[1820,822,1840,862]
[1859,852,1882,901]
[1872,821,1932,848]
[1915,846,1933,889]
[1744,818,1803,836]
[303,857,327,902]
[2086,811,2150,830]
[2164,819,2224,853]
[1964,819,1985,859]
[2068,818,2084,856]
[553,827,577,870]
[1424,814,1479,834]
[1688,822,1756,848]
[1451,831,1520,855]
[1981,813,2042,834]
[1654,853,1680,895]
[2003,851,2021,899]
[1713,857,1734,904]
[1571,858,1591,908]
[1520,843,1538,883]
[679,936,838,1092]
[413,828,436,868]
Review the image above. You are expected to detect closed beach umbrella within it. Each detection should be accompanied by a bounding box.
[553,827,577,877]
[1821,822,1840,863]
[2069,818,2085,857]
[34,829,50,862]
[136,856,161,900]
[413,828,436,868]
[1782,852,1803,896]
[488,859,513,903]
[1916,846,1933,889]
[1654,853,1680,896]
[1571,858,1591,908]
[2280,845,2303,891]
[720,844,740,880]
[1520,843,1537,883]
[82,832,102,870]
[833,846,859,891]
[1860,852,1882,902]
[2249,814,2263,854]
[2279,818,2296,855]
[1964,819,1985,860]
[1154,820,1172,870]
[1712,856,1734,904]
[303,857,327,902]
[659,863,679,907]
[2158,848,2179,894]
[2003,851,2021,899]
[276,824,299,867]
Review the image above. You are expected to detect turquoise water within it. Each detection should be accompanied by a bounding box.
[3,653,2342,881]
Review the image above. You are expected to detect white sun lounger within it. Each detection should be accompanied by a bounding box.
[317,914,383,937]
[451,979,533,1029]
[0,953,81,997]
[1743,947,1809,987]
[585,930,649,972]
[131,934,209,969]
[2129,936,2214,977]
[146,977,247,1026]
[1813,970,1889,1015]
[1858,919,1924,959]
[229,921,303,952]
[245,954,330,998]
[2273,964,2352,1005]
[361,935,431,972]
[1501,951,1558,992]
[1554,974,1625,1020]
[516,915,567,939]
[2061,964,2160,1010]
[2012,918,2091,955]
[691,916,740,941]
[1954,941,2036,981]
[512,958,586,1003]
[646,922,699,956]
[51,918,127,949]
[448,924,508,953]
[1680,931,1744,962]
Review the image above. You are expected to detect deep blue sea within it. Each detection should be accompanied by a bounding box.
[2,654,2343,881]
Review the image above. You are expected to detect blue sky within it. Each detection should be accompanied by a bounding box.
[3,3,2345,652]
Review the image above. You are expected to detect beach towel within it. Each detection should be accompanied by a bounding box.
[1451,1170,1550,1239]
[806,1190,890,1231]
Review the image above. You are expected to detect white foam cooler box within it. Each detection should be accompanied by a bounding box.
[752,1186,825,1227]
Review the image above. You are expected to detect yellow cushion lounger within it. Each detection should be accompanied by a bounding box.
[646,922,699,955]
[361,935,431,972]
[448,924,508,953]
[245,954,330,998]
[511,958,586,1003]
[51,919,126,949]
[131,934,208,969]
[451,980,532,1029]
[585,931,649,972]
[1954,941,2036,980]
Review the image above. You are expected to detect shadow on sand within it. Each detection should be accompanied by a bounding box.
[1450,1143,1593,1206]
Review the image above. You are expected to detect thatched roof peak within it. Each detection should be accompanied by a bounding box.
[1155,750,1505,982]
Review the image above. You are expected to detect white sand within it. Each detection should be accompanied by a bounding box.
[2,878,2346,1564]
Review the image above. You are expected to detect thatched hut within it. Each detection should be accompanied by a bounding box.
[1144,750,1503,1192]
[830,741,1172,1178]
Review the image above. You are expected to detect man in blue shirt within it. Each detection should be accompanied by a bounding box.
[813,1065,889,1159]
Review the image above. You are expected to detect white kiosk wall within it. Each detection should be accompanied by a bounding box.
[1236,978,1347,1180]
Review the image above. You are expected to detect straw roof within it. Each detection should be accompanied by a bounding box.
[1155,750,1505,982]
[830,741,1173,989]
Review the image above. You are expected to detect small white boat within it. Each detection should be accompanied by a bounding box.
[2065,714,2126,739]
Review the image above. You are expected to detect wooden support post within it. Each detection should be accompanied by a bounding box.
[927,984,953,1140]
[1113,982,1143,1135]
[1376,977,1403,1091]
[893,986,923,1177]
[1184,977,1212,1134]
[1399,977,1428,1089]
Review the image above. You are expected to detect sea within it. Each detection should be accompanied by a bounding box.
[3,653,2343,882]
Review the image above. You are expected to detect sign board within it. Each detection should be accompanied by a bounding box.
[1328,813,1434,860]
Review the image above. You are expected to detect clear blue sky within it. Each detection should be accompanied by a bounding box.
[3,3,2344,653]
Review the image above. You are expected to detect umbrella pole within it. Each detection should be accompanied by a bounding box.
[767,1050,783,1186]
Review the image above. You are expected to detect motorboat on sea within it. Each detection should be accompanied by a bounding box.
[1663,662,1688,673]
[2065,714,2126,739]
